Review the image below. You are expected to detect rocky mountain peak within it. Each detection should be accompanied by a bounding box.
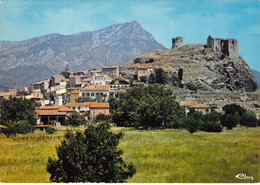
[0,21,166,90]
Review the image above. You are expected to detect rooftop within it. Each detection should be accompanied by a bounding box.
[102,66,118,69]
[89,102,109,108]
[82,84,109,91]
[181,102,210,108]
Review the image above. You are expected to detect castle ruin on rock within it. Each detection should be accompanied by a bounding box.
[172,37,183,49]
[171,35,239,58]
[207,35,239,58]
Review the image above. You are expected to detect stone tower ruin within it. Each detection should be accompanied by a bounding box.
[207,35,239,58]
[172,37,183,49]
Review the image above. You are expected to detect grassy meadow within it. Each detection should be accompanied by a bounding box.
[0,126,259,183]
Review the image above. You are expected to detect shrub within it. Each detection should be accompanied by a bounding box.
[0,121,35,138]
[65,112,86,128]
[222,104,245,116]
[221,113,240,130]
[240,110,258,127]
[94,113,111,123]
[0,96,36,125]
[200,121,223,132]
[0,123,17,138]
[46,122,136,183]
[184,112,203,134]
[45,126,57,134]
[202,112,222,123]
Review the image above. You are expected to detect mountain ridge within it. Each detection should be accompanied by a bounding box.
[0,21,166,90]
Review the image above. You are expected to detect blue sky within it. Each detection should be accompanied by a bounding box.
[0,0,259,71]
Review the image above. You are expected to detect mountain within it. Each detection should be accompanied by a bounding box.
[252,69,260,89]
[0,21,166,90]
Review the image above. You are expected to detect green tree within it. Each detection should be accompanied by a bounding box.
[178,68,183,82]
[46,122,136,183]
[94,113,111,123]
[0,96,36,125]
[155,68,167,84]
[0,121,35,138]
[65,112,86,128]
[184,112,203,134]
[148,73,156,84]
[240,110,258,127]
[112,85,185,128]
[222,104,245,116]
[221,113,240,130]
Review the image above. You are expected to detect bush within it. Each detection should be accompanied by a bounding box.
[65,112,86,128]
[184,112,203,134]
[221,113,240,130]
[0,121,35,138]
[0,96,36,125]
[45,127,57,134]
[46,122,136,183]
[240,110,258,127]
[222,104,245,116]
[94,113,111,123]
[200,121,223,132]
[202,112,222,123]
[0,124,17,138]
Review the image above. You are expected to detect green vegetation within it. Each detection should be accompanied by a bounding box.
[47,123,136,183]
[113,85,185,128]
[0,96,36,125]
[0,97,36,137]
[65,112,86,128]
[45,126,57,134]
[0,126,259,183]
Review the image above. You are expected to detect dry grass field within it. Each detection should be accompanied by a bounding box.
[0,126,259,183]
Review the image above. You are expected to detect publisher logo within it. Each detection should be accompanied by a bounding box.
[236,173,253,180]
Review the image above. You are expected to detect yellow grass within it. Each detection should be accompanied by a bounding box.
[0,126,259,183]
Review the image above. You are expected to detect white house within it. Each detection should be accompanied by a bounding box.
[64,102,90,113]
[81,84,110,101]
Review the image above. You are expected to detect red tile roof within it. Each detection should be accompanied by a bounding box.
[89,70,102,73]
[82,78,92,82]
[82,85,109,91]
[89,102,109,108]
[65,102,90,107]
[181,103,210,108]
[102,66,118,69]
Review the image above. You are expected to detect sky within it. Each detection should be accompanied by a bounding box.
[0,0,259,71]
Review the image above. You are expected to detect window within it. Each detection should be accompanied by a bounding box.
[104,108,106,113]
[91,93,94,97]
[93,109,95,113]
[99,109,101,113]
[87,93,90,96]
[82,93,85,96]
[78,107,80,110]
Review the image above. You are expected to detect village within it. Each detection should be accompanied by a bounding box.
[0,61,212,127]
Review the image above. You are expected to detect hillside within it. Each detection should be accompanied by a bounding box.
[121,45,259,111]
[0,21,166,90]
[122,45,257,92]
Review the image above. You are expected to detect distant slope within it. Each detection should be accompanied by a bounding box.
[252,69,260,89]
[0,21,166,90]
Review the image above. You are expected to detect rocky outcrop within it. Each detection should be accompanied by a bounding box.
[122,45,258,92]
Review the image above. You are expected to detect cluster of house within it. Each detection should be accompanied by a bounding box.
[0,64,213,126]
